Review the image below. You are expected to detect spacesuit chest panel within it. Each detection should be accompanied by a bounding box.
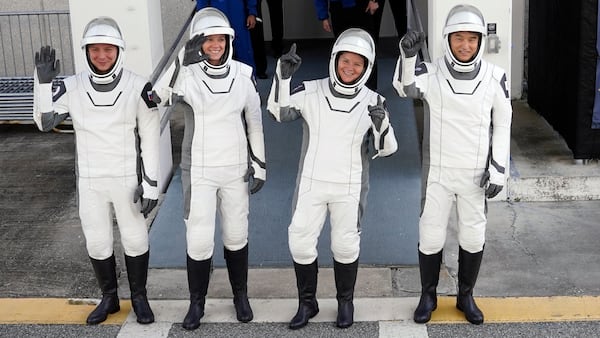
[183,64,249,168]
[425,60,496,170]
[69,71,141,178]
[300,81,372,184]
[191,63,236,94]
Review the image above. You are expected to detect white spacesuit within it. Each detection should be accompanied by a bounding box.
[393,4,512,326]
[268,28,397,330]
[152,7,265,330]
[33,17,159,325]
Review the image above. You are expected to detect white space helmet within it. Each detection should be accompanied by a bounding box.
[81,17,125,84]
[442,4,486,73]
[329,28,375,96]
[190,7,235,76]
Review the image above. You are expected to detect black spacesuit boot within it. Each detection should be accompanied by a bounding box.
[124,251,154,324]
[224,244,253,322]
[334,259,359,328]
[413,249,443,323]
[456,246,484,325]
[87,254,120,325]
[182,255,212,330]
[289,259,319,330]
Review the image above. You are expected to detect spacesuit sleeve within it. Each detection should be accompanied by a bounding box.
[152,47,185,105]
[137,82,161,199]
[392,51,425,99]
[371,96,398,158]
[244,81,266,181]
[32,69,69,132]
[489,69,513,186]
[266,59,302,122]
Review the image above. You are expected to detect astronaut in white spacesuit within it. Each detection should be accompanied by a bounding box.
[33,17,159,325]
[393,4,512,325]
[267,28,398,330]
[152,7,265,330]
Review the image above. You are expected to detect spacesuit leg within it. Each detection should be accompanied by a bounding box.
[455,174,486,324]
[111,177,150,257]
[455,180,487,254]
[418,181,454,255]
[328,183,362,264]
[328,183,361,329]
[219,175,250,252]
[78,177,115,260]
[185,176,219,261]
[78,178,120,325]
[219,174,253,322]
[288,178,328,265]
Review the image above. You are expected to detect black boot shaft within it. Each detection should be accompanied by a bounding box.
[87,254,120,325]
[224,244,249,295]
[90,254,118,295]
[333,259,359,329]
[289,260,319,330]
[456,247,484,325]
[124,251,149,298]
[182,255,212,330]
[124,251,154,324]
[414,249,443,324]
[224,244,253,322]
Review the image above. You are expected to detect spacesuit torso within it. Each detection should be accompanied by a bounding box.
[420,58,509,170]
[35,69,159,180]
[171,60,262,173]
[289,78,382,184]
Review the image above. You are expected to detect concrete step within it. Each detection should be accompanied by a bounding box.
[508,100,600,201]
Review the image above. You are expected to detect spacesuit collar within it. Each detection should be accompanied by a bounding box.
[443,57,480,80]
[202,63,230,78]
[89,69,123,92]
[328,80,360,99]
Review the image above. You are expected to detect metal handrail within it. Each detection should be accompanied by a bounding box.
[153,7,196,134]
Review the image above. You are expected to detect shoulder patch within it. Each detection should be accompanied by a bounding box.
[141,82,158,108]
[291,83,306,95]
[415,62,429,76]
[52,80,67,102]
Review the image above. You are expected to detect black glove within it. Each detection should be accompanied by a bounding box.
[368,96,386,132]
[183,34,209,66]
[485,184,503,199]
[400,30,426,58]
[279,43,301,80]
[479,170,503,199]
[35,45,61,84]
[133,184,158,218]
[244,166,265,194]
